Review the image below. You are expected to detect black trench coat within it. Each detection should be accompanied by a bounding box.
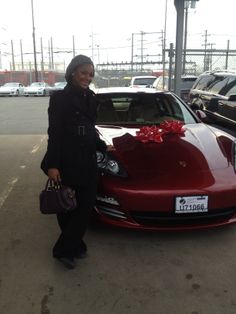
[43,84,106,186]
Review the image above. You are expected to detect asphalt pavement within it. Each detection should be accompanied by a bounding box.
[0,97,236,314]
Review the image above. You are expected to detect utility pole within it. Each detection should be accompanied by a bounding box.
[48,40,51,70]
[140,31,144,72]
[132,31,162,72]
[31,0,38,81]
[225,40,230,69]
[50,37,54,70]
[202,30,211,71]
[131,33,134,72]
[11,40,15,71]
[20,39,24,70]
[40,37,44,80]
[72,35,75,57]
[209,43,215,71]
[96,44,100,64]
[90,32,94,60]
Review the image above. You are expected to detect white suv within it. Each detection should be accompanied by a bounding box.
[130,76,156,88]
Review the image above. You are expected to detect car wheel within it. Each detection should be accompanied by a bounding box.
[16,90,19,97]
[43,90,46,97]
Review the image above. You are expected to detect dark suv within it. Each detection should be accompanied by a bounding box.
[189,71,236,126]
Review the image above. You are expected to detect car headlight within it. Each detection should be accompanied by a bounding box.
[233,140,236,172]
[96,151,127,177]
[96,151,106,168]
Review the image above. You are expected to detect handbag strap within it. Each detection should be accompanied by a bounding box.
[45,179,61,191]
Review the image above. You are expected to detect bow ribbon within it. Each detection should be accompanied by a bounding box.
[136,120,185,143]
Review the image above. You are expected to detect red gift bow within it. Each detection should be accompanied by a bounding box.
[136,120,185,143]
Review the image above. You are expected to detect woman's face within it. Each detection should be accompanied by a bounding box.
[72,64,94,89]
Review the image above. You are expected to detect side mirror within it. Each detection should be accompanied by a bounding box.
[228,94,236,101]
[195,109,208,122]
[190,103,200,111]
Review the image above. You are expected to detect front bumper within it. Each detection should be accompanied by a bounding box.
[0,91,18,96]
[95,177,236,231]
[24,90,45,96]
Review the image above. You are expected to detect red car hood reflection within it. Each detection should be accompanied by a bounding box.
[97,123,230,179]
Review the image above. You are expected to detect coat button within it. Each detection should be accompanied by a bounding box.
[76,111,79,115]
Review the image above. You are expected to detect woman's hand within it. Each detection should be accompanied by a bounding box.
[48,168,61,183]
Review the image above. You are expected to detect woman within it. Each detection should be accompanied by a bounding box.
[43,55,107,269]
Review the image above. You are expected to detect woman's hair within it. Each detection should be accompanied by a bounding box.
[65,54,94,83]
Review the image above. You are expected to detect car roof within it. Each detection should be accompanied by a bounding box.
[96,86,167,95]
[199,70,236,77]
[131,75,156,79]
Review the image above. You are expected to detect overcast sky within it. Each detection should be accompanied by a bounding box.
[1,0,236,68]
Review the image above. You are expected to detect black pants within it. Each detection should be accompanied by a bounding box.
[52,179,97,258]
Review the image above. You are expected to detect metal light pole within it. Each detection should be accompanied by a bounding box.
[174,0,199,96]
[163,0,168,77]
[31,0,38,81]
[174,0,185,96]
[182,1,189,74]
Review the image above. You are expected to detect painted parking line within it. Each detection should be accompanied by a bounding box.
[0,177,18,209]
[31,135,47,154]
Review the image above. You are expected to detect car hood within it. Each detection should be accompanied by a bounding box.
[25,86,43,90]
[0,86,17,91]
[97,123,232,177]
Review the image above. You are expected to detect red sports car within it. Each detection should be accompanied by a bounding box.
[95,87,236,231]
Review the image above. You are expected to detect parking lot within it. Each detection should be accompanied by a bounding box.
[0,96,236,314]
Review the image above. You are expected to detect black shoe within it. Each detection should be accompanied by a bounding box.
[75,241,87,259]
[55,257,76,269]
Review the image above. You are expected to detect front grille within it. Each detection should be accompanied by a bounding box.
[131,208,236,227]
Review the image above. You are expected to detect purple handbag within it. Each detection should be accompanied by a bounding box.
[40,179,77,214]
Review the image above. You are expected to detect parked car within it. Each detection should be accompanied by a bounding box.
[49,81,67,95]
[0,82,25,96]
[94,87,236,231]
[130,76,156,88]
[152,75,197,102]
[24,82,52,96]
[189,70,236,125]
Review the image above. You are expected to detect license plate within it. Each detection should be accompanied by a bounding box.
[175,195,208,213]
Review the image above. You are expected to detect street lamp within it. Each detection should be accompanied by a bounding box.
[31,0,38,82]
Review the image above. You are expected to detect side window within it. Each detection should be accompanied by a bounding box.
[192,75,214,90]
[208,76,229,94]
[225,83,236,97]
[222,77,236,96]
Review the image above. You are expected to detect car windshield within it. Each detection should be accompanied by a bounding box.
[97,93,196,125]
[4,83,18,87]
